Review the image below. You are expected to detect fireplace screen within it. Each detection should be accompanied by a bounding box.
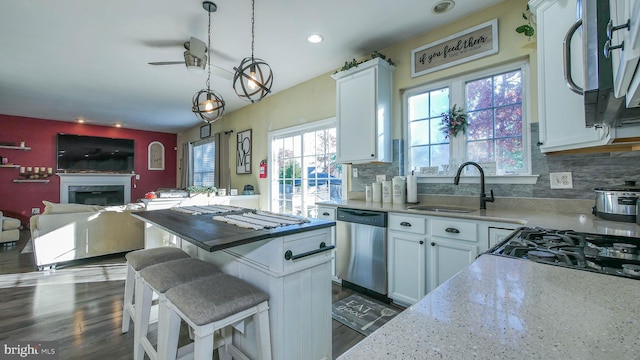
[68,185,125,206]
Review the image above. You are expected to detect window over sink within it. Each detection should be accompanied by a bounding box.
[404,60,532,181]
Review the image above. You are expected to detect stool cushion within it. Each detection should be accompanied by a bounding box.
[125,247,190,271]
[2,216,21,231]
[140,258,223,293]
[166,274,269,326]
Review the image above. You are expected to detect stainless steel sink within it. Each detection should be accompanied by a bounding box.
[407,205,476,213]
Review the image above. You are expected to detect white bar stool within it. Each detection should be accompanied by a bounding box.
[122,247,190,334]
[159,274,272,360]
[134,257,224,360]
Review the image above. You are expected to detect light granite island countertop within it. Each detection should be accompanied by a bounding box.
[338,254,640,359]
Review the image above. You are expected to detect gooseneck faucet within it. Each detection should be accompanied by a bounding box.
[453,161,495,210]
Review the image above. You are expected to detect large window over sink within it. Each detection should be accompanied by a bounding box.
[404,61,531,179]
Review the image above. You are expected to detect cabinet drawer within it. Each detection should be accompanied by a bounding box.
[316,207,336,220]
[388,213,427,234]
[431,219,477,242]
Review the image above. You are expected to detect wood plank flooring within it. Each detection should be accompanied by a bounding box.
[0,230,368,359]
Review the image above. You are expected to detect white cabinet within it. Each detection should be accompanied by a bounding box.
[530,0,612,152]
[427,237,478,293]
[332,58,394,163]
[388,213,427,306]
[487,226,517,249]
[610,0,640,102]
[315,206,338,281]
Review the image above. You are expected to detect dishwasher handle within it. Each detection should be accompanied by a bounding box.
[284,242,335,261]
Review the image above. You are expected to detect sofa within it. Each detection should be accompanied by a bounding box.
[29,201,145,270]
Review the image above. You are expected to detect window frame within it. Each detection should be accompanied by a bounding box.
[403,60,538,185]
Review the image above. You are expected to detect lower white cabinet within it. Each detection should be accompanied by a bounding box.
[426,237,478,293]
[315,206,338,281]
[388,214,427,306]
[487,226,517,249]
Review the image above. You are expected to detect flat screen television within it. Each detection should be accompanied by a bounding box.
[56,133,135,173]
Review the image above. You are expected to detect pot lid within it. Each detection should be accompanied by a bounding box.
[594,180,640,191]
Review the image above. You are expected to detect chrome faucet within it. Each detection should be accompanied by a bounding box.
[453,161,494,210]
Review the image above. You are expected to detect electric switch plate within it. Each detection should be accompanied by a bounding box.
[352,168,358,178]
[550,172,573,189]
[32,208,40,215]
[376,175,386,182]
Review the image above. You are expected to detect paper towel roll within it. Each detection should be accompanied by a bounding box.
[406,175,418,203]
[382,180,392,203]
[372,182,382,202]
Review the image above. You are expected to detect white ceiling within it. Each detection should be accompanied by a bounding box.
[0,0,504,134]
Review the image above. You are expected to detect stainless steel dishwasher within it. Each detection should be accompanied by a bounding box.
[336,208,387,297]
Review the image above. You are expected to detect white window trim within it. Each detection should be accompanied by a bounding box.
[403,60,537,185]
[267,117,341,212]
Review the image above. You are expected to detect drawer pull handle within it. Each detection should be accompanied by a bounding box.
[322,212,330,216]
[400,221,412,227]
[445,227,460,234]
[284,242,335,261]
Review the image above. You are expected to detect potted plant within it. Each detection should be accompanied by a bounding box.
[440,104,468,139]
[187,185,217,197]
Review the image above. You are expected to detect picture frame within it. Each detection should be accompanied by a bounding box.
[236,129,252,174]
[200,124,211,138]
[148,141,165,170]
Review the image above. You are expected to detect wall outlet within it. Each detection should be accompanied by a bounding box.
[135,174,140,180]
[352,168,358,178]
[31,208,40,215]
[376,175,386,183]
[550,172,573,189]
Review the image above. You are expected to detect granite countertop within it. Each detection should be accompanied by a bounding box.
[132,209,334,252]
[317,198,640,237]
[337,254,640,360]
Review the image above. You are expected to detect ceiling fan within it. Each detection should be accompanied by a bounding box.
[148,36,234,80]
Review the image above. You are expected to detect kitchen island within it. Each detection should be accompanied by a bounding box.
[132,208,336,360]
[338,254,640,359]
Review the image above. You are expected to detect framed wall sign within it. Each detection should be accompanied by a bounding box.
[236,129,252,174]
[148,141,165,170]
[411,19,498,78]
[200,123,211,138]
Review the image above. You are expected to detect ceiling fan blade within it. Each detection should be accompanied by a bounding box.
[148,61,185,66]
[188,36,207,60]
[211,65,234,80]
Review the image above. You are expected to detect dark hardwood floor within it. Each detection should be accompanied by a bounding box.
[0,230,368,359]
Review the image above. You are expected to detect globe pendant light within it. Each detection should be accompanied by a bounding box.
[192,1,225,123]
[233,0,273,103]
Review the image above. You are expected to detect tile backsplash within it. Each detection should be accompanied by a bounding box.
[351,123,640,200]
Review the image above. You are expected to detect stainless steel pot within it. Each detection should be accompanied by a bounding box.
[593,181,640,223]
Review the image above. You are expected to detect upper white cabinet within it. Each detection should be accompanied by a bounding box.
[530,0,613,153]
[332,58,394,163]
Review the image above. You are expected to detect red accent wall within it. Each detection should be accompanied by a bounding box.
[0,114,177,224]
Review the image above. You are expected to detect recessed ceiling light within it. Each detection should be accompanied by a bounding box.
[432,0,455,14]
[307,34,324,44]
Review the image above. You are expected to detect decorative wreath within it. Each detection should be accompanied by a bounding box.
[440,104,468,139]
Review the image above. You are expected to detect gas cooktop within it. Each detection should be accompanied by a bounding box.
[489,227,640,279]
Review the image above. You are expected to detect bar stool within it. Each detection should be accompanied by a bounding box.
[159,274,272,360]
[122,247,190,334]
[134,257,224,360]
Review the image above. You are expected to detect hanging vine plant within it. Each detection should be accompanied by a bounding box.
[440,104,468,139]
[335,51,395,73]
[515,5,535,40]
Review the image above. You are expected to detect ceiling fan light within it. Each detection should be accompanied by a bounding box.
[184,51,207,70]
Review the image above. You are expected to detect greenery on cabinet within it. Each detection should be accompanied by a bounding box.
[440,104,468,139]
[335,51,395,74]
[187,185,217,196]
[516,5,535,40]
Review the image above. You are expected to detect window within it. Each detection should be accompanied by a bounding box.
[405,61,530,177]
[192,139,216,187]
[268,118,343,217]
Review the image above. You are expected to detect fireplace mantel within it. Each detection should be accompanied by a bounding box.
[57,173,134,204]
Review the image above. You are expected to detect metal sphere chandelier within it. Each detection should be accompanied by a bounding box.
[192,1,225,123]
[233,0,273,103]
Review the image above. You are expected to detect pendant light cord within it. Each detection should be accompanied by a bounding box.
[206,7,212,90]
[250,0,255,60]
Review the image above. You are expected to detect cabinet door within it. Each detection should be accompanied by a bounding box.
[427,237,478,293]
[315,206,337,281]
[534,0,611,152]
[488,227,516,249]
[610,0,640,98]
[336,68,376,163]
[388,230,426,306]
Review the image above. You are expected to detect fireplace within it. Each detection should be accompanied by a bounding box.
[69,185,125,206]
[57,173,134,204]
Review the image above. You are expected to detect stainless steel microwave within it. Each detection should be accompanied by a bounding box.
[564,0,640,128]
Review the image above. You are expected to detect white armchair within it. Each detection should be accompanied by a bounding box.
[1,211,21,245]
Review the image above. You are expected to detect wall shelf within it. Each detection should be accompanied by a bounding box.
[0,165,20,168]
[0,145,30,151]
[13,179,50,183]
